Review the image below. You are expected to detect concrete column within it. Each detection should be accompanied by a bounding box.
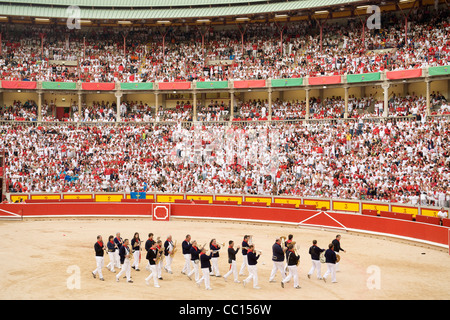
[155,92,159,119]
[382,82,390,117]
[268,89,272,120]
[78,92,83,122]
[305,88,310,120]
[115,91,122,122]
[426,79,431,116]
[37,91,42,122]
[193,91,197,122]
[230,91,234,121]
[344,86,349,119]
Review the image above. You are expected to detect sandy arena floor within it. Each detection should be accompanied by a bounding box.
[0,217,449,300]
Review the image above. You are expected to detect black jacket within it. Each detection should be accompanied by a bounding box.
[210,243,221,258]
[286,250,300,266]
[309,245,325,260]
[272,243,284,262]
[119,245,130,264]
[247,251,260,265]
[332,239,344,252]
[190,246,201,261]
[94,241,104,257]
[182,240,192,255]
[227,247,240,263]
[325,249,337,264]
[200,252,212,269]
[146,248,158,265]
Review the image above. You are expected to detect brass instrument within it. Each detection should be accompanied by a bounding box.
[155,248,164,264]
[280,236,286,247]
[170,240,177,257]
[319,251,325,263]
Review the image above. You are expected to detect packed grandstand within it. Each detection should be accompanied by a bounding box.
[0,0,449,208]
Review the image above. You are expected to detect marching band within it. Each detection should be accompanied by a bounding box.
[93,231,346,290]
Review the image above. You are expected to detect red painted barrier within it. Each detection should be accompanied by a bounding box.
[0,203,448,247]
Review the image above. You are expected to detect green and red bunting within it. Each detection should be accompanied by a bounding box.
[346,72,381,83]
[2,81,37,89]
[81,82,115,91]
[308,75,341,86]
[196,81,229,89]
[120,82,154,90]
[233,80,266,88]
[42,82,77,90]
[158,82,191,90]
[428,65,450,76]
[386,68,422,80]
[271,78,303,87]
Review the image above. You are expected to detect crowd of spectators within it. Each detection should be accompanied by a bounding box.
[0,5,447,82]
[2,116,450,207]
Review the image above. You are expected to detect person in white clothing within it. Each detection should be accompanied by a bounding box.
[223,240,241,283]
[116,239,133,283]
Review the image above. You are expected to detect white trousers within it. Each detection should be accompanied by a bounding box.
[114,250,121,268]
[269,261,286,281]
[211,257,220,276]
[93,256,104,279]
[188,260,200,281]
[196,268,211,289]
[308,260,322,279]
[132,251,140,269]
[164,255,173,272]
[244,265,259,288]
[182,254,191,274]
[116,258,131,281]
[157,261,163,278]
[107,252,117,272]
[224,260,239,282]
[282,265,299,287]
[145,265,160,287]
[239,255,248,275]
[323,263,337,282]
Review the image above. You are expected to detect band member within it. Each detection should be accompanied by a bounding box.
[155,240,164,280]
[145,233,155,272]
[332,234,346,271]
[113,232,123,269]
[239,235,250,276]
[187,240,201,281]
[209,239,222,277]
[145,233,155,252]
[269,238,286,282]
[281,244,300,289]
[145,241,160,288]
[131,232,141,271]
[164,235,174,274]
[307,240,325,280]
[196,247,213,290]
[181,234,192,275]
[116,239,133,283]
[285,234,294,248]
[106,235,118,273]
[223,240,241,283]
[243,244,261,289]
[323,243,338,283]
[92,235,105,281]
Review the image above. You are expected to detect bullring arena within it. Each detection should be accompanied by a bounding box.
[0,0,449,303]
[0,201,449,300]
